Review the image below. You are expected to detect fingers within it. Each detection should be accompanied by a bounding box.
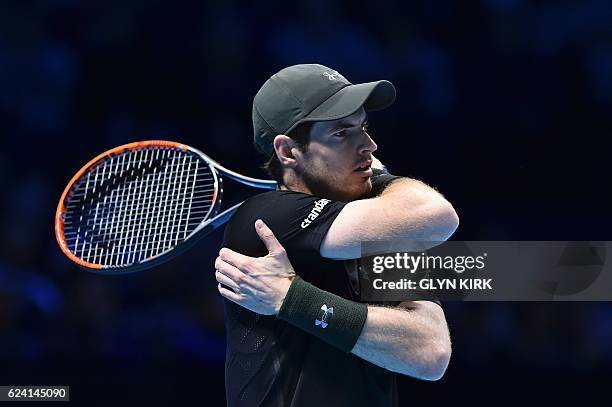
[255,219,284,255]
[215,270,240,292]
[215,256,245,282]
[219,247,252,269]
[216,256,258,299]
[217,283,243,304]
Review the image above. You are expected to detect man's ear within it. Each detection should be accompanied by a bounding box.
[273,135,298,168]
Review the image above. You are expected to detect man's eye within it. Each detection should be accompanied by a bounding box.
[334,130,347,137]
[362,123,369,132]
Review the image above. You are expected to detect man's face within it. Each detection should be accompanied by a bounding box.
[295,108,377,201]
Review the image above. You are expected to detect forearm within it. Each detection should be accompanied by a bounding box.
[374,177,458,242]
[351,302,451,381]
[218,217,453,381]
[321,173,459,259]
[370,165,449,206]
[277,277,451,381]
[332,179,458,251]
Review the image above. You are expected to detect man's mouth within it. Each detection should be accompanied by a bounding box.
[354,160,372,172]
[353,160,373,176]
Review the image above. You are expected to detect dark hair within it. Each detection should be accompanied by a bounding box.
[262,122,313,184]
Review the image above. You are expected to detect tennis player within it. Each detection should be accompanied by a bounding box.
[215,64,459,406]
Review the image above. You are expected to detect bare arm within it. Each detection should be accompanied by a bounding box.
[215,220,451,381]
[353,302,451,380]
[321,178,459,259]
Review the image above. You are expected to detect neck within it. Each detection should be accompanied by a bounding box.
[280,169,349,201]
[280,170,312,194]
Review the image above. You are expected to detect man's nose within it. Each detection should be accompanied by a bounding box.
[359,132,378,155]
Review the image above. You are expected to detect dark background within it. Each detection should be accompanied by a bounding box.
[1,0,611,405]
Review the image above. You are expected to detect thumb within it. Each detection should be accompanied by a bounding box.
[255,219,283,255]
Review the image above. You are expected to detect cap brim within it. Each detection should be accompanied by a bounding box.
[297,80,396,126]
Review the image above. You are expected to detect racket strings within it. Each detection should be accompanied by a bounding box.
[63,211,213,235]
[62,146,215,267]
[65,221,209,247]
[62,205,214,231]
[106,151,204,265]
[67,178,215,200]
[63,191,215,222]
[68,153,171,208]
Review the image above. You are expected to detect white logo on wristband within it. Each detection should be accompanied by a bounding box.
[315,304,334,328]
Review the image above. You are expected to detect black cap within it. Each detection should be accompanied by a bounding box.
[252,64,396,156]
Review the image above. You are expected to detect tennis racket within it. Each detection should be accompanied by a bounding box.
[55,140,277,274]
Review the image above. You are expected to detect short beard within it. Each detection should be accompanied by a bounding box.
[296,164,345,201]
[296,164,370,202]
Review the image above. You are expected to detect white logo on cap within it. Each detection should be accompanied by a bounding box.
[323,71,342,81]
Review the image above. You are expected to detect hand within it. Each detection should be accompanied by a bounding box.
[215,219,296,315]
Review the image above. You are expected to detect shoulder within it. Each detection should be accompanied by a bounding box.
[223,190,310,251]
[233,190,336,221]
[223,190,346,254]
[237,190,305,211]
[239,189,328,207]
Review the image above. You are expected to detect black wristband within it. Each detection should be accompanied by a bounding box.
[277,276,368,353]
